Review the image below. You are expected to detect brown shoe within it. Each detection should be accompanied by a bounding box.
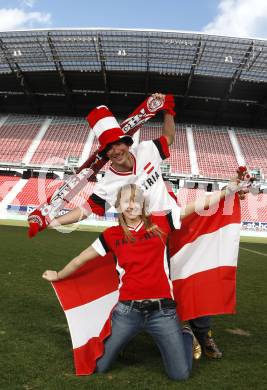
[183,325,202,360]
[203,330,222,359]
[193,336,202,360]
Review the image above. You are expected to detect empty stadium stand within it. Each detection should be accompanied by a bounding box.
[0,175,20,201]
[30,117,90,166]
[139,123,191,175]
[11,177,96,209]
[13,178,63,206]
[0,115,43,163]
[192,125,238,179]
[0,113,266,182]
[235,128,267,178]
[240,193,267,223]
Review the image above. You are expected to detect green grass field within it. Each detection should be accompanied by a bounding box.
[1,225,266,390]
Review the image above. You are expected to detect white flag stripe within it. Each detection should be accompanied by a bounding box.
[171,223,240,280]
[93,117,120,137]
[171,207,181,229]
[65,290,119,349]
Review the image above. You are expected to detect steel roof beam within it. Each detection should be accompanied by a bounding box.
[145,38,150,95]
[177,40,206,120]
[184,40,205,98]
[225,41,254,100]
[0,38,37,112]
[47,33,72,97]
[215,41,255,122]
[0,38,33,96]
[94,35,109,103]
[0,89,260,105]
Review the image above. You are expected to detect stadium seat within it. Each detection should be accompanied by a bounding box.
[140,124,191,175]
[236,128,267,178]
[13,178,63,206]
[29,117,91,166]
[0,176,20,201]
[240,193,267,223]
[0,115,43,163]
[192,125,238,179]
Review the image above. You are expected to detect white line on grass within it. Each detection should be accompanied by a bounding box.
[239,247,267,257]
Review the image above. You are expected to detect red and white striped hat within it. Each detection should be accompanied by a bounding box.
[86,105,133,156]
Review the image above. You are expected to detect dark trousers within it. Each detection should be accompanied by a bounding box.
[189,316,212,347]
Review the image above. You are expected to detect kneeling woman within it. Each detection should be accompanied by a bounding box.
[43,184,193,381]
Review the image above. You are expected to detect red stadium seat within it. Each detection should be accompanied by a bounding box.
[0,115,43,163]
[192,125,238,179]
[30,117,91,166]
[236,129,267,178]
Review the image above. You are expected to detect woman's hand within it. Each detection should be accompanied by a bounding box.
[227,166,254,200]
[42,270,59,282]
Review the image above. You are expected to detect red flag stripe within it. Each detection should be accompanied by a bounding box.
[173,266,236,321]
[73,313,113,375]
[53,253,118,311]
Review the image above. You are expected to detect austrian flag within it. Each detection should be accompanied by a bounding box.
[144,162,154,174]
[52,194,241,376]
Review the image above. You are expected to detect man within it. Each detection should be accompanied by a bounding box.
[49,93,224,359]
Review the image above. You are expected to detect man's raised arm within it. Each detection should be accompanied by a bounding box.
[162,111,175,146]
[151,92,176,146]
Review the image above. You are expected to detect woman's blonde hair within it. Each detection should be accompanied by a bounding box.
[115,184,164,238]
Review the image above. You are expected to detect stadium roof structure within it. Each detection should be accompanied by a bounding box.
[1,28,267,128]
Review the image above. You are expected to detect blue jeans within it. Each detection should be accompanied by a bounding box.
[96,301,193,381]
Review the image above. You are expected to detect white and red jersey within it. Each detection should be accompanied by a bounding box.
[87,136,181,228]
[92,214,175,301]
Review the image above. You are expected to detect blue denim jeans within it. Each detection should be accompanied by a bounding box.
[96,301,193,381]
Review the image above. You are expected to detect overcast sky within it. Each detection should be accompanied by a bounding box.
[1,0,267,39]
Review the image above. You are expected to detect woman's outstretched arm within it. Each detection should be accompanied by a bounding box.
[180,179,248,220]
[42,245,99,282]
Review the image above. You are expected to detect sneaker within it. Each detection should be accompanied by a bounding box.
[182,325,202,360]
[203,330,223,359]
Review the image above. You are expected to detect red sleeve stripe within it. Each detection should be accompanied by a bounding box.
[88,194,106,216]
[153,136,170,159]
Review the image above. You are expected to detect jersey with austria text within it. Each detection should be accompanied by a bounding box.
[91,214,176,301]
[88,136,181,228]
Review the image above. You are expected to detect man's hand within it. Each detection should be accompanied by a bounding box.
[151,93,176,116]
[42,270,59,282]
[28,209,48,238]
[151,92,165,101]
